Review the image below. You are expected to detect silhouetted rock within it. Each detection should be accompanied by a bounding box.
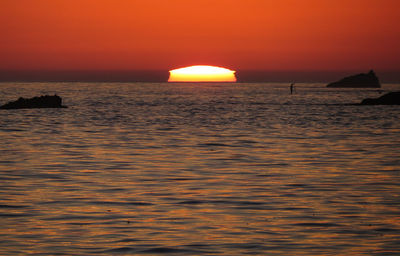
[0,95,67,109]
[360,91,400,105]
[327,70,381,88]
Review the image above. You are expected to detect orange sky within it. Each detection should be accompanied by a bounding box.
[0,0,399,71]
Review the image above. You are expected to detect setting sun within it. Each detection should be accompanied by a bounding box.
[168,65,237,82]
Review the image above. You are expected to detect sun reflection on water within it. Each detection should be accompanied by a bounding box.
[0,82,399,255]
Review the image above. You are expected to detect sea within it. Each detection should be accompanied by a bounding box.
[0,82,399,255]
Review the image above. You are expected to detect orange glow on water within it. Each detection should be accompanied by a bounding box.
[168,65,236,82]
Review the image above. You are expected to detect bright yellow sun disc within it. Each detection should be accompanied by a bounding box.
[168,65,237,82]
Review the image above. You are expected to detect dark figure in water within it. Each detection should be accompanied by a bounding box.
[290,83,295,94]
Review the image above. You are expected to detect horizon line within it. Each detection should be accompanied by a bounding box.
[0,69,399,83]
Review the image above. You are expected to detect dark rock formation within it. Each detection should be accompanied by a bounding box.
[327,70,381,88]
[0,95,67,109]
[360,91,400,105]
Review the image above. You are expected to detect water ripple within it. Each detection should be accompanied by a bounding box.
[0,82,399,255]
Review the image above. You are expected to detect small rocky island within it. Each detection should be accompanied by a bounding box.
[360,91,400,105]
[327,70,381,88]
[0,95,67,109]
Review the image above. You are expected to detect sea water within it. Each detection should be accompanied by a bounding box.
[0,82,399,255]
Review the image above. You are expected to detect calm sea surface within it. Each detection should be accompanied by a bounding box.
[1,82,400,255]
